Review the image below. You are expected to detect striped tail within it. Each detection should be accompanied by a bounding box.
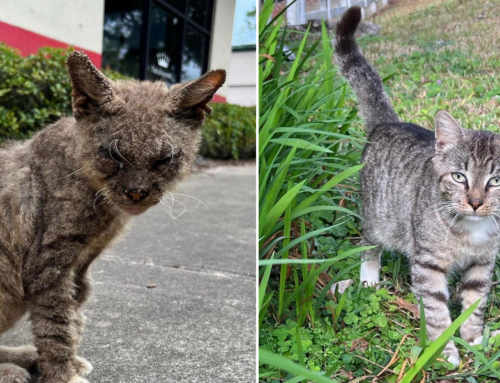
[334,7,399,132]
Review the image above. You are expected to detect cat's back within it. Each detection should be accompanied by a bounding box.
[361,122,436,253]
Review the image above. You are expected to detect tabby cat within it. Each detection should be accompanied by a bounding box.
[335,7,500,366]
[0,51,225,383]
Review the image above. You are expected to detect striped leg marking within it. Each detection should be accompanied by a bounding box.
[411,256,459,367]
[460,260,494,344]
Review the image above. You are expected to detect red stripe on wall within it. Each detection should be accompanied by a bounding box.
[212,94,226,103]
[0,21,102,68]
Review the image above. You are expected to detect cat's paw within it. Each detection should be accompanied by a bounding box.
[360,264,379,287]
[491,330,500,338]
[443,343,460,369]
[446,354,460,368]
[469,336,483,346]
[469,330,500,346]
[73,356,92,377]
[67,376,89,383]
[0,363,30,383]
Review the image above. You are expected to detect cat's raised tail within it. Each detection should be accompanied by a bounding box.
[334,7,399,131]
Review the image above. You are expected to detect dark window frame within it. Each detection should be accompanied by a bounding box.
[138,0,214,82]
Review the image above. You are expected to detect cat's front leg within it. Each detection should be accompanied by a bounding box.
[460,258,494,345]
[411,256,459,366]
[72,272,93,377]
[27,282,88,383]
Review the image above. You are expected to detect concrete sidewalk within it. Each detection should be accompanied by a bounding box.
[1,165,256,383]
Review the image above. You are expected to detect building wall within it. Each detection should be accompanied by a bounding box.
[0,0,244,104]
[209,0,237,100]
[227,50,256,106]
[0,0,104,66]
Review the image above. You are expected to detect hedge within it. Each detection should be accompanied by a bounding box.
[201,103,256,160]
[0,44,255,160]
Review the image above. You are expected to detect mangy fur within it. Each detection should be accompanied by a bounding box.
[0,51,225,382]
[335,7,500,366]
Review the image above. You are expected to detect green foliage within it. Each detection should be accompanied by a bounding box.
[258,0,367,380]
[0,44,126,141]
[260,0,500,381]
[200,103,256,160]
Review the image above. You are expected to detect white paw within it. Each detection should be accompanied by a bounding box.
[360,262,379,287]
[470,335,483,346]
[446,354,460,368]
[470,330,500,346]
[0,363,30,383]
[74,356,92,377]
[68,376,89,383]
[491,330,500,338]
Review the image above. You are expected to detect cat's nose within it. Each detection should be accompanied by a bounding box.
[124,188,149,202]
[468,199,483,211]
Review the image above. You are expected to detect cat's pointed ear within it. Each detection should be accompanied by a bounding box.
[66,51,114,119]
[435,111,464,150]
[167,69,226,120]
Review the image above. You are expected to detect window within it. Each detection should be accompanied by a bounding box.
[232,0,256,50]
[102,0,213,84]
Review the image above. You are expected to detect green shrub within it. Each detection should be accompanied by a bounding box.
[200,103,256,160]
[0,44,126,141]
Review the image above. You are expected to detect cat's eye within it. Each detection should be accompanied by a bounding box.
[153,156,173,168]
[452,172,467,183]
[489,177,500,187]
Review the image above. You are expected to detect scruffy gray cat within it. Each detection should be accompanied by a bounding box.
[335,7,500,366]
[0,51,225,383]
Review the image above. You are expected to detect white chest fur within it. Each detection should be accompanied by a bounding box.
[456,216,497,244]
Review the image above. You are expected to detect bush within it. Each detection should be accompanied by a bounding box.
[200,103,256,160]
[0,44,127,141]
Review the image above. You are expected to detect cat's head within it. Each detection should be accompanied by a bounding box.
[433,111,500,220]
[66,51,225,216]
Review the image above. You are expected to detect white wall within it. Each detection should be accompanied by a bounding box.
[227,50,256,106]
[0,0,104,53]
[209,0,237,99]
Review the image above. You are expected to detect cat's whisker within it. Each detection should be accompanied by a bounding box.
[168,192,211,215]
[445,212,461,242]
[160,141,175,176]
[185,166,207,175]
[488,215,499,233]
[159,200,185,221]
[96,197,109,207]
[156,200,179,236]
[58,165,89,180]
[401,202,456,236]
[95,188,109,197]
[113,139,135,169]
[172,200,187,220]
[92,195,105,223]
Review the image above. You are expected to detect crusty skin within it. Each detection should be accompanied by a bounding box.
[0,51,225,382]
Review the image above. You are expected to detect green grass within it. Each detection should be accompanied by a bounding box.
[259,0,500,381]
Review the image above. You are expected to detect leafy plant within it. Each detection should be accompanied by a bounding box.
[0,44,126,141]
[201,103,256,159]
[258,0,366,380]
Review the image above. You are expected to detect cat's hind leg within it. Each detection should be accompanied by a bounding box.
[359,239,383,286]
[0,363,30,383]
